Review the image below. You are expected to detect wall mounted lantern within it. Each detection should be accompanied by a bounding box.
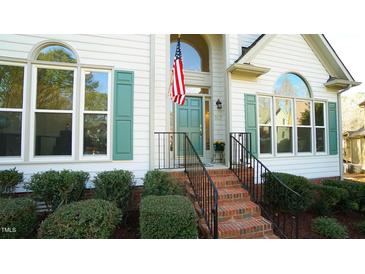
[216,99,222,110]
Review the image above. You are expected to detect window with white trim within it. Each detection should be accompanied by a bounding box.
[0,63,25,158]
[314,102,326,152]
[81,69,111,157]
[258,96,272,154]
[275,98,293,153]
[296,100,312,153]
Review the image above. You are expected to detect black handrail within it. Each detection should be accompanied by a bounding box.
[185,135,219,239]
[229,133,301,239]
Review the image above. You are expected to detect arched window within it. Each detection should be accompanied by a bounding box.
[170,41,201,71]
[258,73,326,156]
[36,44,77,63]
[274,73,311,98]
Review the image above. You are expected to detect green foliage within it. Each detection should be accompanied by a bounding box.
[356,220,365,235]
[0,168,23,196]
[38,199,121,239]
[93,170,135,210]
[322,179,365,211]
[310,184,349,215]
[0,64,24,108]
[312,217,348,239]
[142,170,184,197]
[140,195,198,239]
[264,172,314,214]
[26,170,89,210]
[0,197,37,239]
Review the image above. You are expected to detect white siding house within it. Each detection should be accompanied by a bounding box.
[0,34,360,190]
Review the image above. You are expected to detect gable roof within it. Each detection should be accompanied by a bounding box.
[234,34,360,87]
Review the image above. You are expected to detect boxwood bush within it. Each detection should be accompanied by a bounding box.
[356,220,365,235]
[38,199,121,239]
[140,195,198,239]
[311,216,348,239]
[142,170,184,197]
[26,170,89,210]
[263,172,314,214]
[93,170,135,210]
[0,197,37,239]
[322,179,365,211]
[310,184,349,215]
[0,168,23,196]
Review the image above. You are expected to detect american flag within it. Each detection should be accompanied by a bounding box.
[170,37,186,105]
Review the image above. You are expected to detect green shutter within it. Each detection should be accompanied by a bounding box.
[113,70,134,160]
[328,102,338,155]
[244,94,258,157]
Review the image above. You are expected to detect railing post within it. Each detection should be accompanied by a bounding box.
[229,134,232,169]
[184,134,187,173]
[213,191,218,239]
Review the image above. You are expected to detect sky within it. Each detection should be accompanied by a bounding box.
[325,34,365,96]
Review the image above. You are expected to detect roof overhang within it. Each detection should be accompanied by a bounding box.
[324,78,361,89]
[227,63,270,78]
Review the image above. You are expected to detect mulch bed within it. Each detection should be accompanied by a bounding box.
[113,210,140,239]
[297,210,365,239]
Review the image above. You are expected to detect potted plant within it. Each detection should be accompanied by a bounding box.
[213,140,225,152]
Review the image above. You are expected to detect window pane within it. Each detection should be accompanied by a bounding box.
[36,68,74,110]
[277,127,292,153]
[259,97,271,125]
[84,114,107,155]
[0,65,24,109]
[37,45,77,63]
[275,98,292,125]
[170,41,202,71]
[85,71,109,111]
[296,101,311,125]
[274,73,310,98]
[315,102,324,126]
[35,113,72,156]
[185,87,209,95]
[0,112,21,156]
[316,128,325,152]
[260,126,271,154]
[298,127,312,152]
[205,100,210,150]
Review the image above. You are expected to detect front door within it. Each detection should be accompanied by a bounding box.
[177,96,203,156]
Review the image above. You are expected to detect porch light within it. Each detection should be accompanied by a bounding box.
[216,99,222,110]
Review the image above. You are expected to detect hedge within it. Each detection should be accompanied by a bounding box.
[93,170,135,210]
[312,217,348,239]
[0,168,23,196]
[142,170,184,197]
[263,172,314,214]
[322,179,365,211]
[310,184,349,215]
[356,220,365,235]
[38,199,121,239]
[26,170,89,210]
[0,197,37,239]
[140,195,198,239]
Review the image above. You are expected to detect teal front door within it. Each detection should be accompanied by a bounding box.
[177,96,203,156]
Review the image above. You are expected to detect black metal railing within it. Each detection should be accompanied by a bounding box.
[185,135,219,238]
[154,132,186,169]
[229,133,301,239]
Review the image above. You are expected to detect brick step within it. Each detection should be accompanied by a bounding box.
[209,175,241,188]
[218,201,260,221]
[207,169,233,176]
[216,187,250,204]
[218,217,273,239]
[257,233,280,239]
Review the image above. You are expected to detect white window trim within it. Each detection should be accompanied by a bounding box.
[257,96,274,157]
[314,101,327,155]
[0,61,27,163]
[79,68,112,161]
[29,64,77,162]
[295,99,313,155]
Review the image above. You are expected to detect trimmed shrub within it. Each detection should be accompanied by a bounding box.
[311,216,348,239]
[0,168,23,196]
[140,195,198,239]
[26,170,89,210]
[0,198,37,239]
[93,170,135,210]
[142,170,184,197]
[310,184,349,215]
[38,199,121,239]
[322,179,365,211]
[264,172,314,214]
[356,220,365,235]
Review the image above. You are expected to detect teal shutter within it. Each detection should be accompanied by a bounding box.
[328,102,338,155]
[113,70,134,160]
[244,94,258,157]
